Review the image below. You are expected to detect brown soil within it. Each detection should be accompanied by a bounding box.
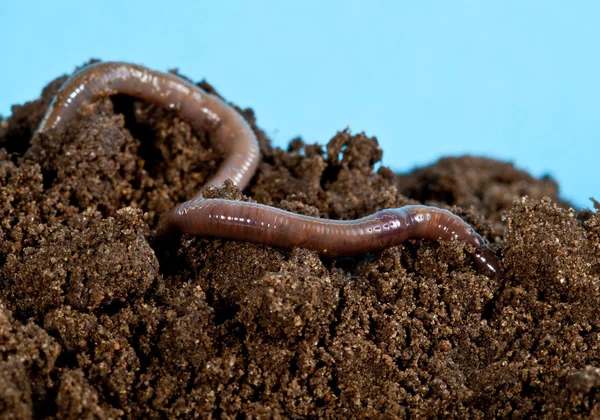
[0,63,599,419]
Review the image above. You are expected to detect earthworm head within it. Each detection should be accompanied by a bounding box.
[472,245,503,279]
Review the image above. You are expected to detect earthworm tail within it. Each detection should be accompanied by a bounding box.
[161,199,502,277]
[35,61,260,196]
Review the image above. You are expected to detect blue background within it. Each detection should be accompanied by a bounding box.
[1,1,597,209]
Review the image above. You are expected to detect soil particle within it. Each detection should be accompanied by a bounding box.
[0,64,598,418]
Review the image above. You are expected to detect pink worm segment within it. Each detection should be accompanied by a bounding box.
[36,61,501,277]
[36,61,260,196]
[164,199,500,275]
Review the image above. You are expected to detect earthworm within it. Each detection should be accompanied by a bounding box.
[37,61,501,277]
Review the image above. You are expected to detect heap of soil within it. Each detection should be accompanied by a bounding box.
[0,63,599,419]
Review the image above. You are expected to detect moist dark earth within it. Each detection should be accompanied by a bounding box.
[0,62,599,419]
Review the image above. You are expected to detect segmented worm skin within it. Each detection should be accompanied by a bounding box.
[37,61,501,277]
[36,61,260,197]
[163,199,501,275]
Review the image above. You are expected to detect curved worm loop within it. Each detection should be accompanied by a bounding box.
[35,61,260,196]
[37,61,502,277]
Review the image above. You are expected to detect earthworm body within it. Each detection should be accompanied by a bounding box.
[37,61,259,194]
[36,61,501,277]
